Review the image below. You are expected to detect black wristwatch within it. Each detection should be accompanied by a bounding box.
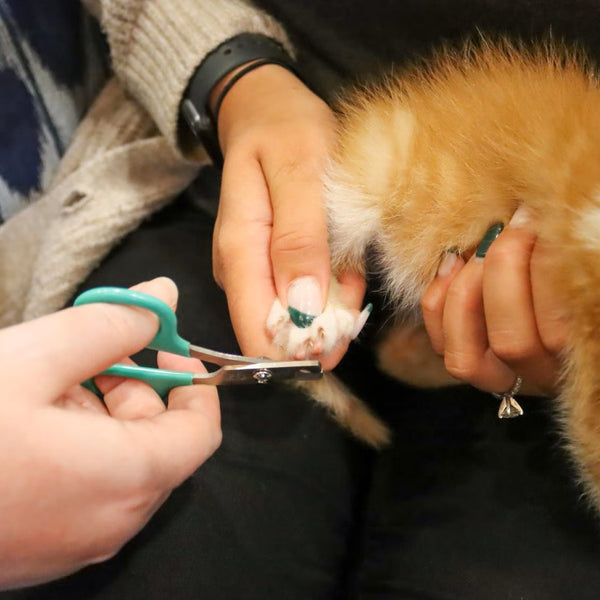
[181,33,297,167]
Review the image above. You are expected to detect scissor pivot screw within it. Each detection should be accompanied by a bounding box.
[253,369,272,384]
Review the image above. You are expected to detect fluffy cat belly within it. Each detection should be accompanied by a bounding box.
[265,38,600,516]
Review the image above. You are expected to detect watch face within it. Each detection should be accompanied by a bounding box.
[181,99,210,136]
[181,99,223,166]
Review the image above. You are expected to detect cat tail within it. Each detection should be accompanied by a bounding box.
[295,373,391,448]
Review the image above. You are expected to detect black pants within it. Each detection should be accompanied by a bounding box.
[5,167,600,600]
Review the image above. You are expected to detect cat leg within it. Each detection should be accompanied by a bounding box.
[559,326,600,515]
[376,321,460,389]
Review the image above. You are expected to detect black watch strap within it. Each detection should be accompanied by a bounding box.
[181,33,296,167]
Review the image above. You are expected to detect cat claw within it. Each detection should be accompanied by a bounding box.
[351,303,373,339]
[267,298,373,358]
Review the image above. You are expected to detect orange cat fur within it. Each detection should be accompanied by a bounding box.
[280,38,600,511]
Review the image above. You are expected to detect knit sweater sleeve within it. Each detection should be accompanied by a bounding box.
[82,0,292,154]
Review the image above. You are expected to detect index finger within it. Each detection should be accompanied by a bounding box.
[530,239,570,355]
[1,278,178,401]
[266,148,332,304]
[215,153,288,360]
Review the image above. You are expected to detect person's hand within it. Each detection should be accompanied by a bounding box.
[0,277,221,590]
[212,63,366,371]
[421,207,568,397]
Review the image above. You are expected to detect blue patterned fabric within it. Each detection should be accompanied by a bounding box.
[0,0,108,225]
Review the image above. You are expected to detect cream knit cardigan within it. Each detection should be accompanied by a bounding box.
[0,0,290,326]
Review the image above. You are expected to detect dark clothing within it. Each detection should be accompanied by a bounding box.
[5,2,600,598]
[254,0,600,102]
[0,0,107,223]
[4,168,600,600]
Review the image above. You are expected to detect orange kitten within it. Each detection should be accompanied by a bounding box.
[268,39,600,510]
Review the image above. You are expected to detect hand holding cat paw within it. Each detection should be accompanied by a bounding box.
[421,207,568,397]
[212,64,366,370]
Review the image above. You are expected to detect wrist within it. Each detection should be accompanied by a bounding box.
[208,62,258,115]
[215,63,313,153]
[181,33,299,167]
[208,59,288,118]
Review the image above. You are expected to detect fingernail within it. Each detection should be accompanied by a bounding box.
[437,251,458,277]
[287,276,323,328]
[476,222,504,259]
[508,206,532,229]
[351,303,373,339]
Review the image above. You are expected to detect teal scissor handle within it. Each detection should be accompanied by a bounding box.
[74,287,193,397]
[73,286,323,397]
[74,287,191,356]
[97,364,194,398]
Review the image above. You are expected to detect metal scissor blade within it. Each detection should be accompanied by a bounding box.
[192,360,323,385]
[188,343,263,366]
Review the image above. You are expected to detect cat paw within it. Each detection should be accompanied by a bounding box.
[376,322,459,388]
[267,299,371,359]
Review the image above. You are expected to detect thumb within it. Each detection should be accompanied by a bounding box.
[1,278,178,401]
[268,174,331,321]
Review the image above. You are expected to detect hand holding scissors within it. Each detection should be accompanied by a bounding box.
[74,286,322,398]
[0,278,223,587]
